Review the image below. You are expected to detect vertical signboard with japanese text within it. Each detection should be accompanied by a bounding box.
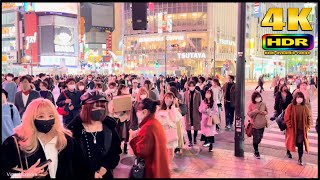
[24,12,39,64]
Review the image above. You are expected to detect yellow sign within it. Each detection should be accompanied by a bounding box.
[2,3,16,9]
[2,55,7,62]
[261,8,312,31]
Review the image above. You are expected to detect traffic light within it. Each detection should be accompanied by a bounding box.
[155,61,159,68]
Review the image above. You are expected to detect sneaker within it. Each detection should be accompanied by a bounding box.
[203,143,210,147]
[188,142,193,147]
[298,159,303,166]
[226,125,231,129]
[209,148,213,152]
[254,151,261,159]
[287,152,292,159]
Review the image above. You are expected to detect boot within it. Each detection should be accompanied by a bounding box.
[209,143,213,152]
[286,150,292,159]
[123,143,128,154]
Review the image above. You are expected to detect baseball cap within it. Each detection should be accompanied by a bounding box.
[81,90,108,105]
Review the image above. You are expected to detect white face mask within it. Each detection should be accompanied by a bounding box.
[68,84,75,90]
[78,86,85,91]
[205,94,211,99]
[6,77,13,81]
[296,98,303,104]
[140,94,147,100]
[255,97,262,103]
[280,81,284,85]
[189,87,195,91]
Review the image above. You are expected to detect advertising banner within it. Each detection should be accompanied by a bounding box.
[24,12,39,64]
[54,26,75,54]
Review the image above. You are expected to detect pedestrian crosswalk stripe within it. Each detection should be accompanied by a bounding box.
[268,128,318,138]
[260,139,318,153]
[263,132,318,144]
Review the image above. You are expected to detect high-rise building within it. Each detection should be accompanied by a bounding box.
[122,3,238,77]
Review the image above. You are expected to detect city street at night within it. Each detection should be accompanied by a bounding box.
[1,2,318,179]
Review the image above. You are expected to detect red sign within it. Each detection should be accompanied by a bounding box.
[24,13,39,65]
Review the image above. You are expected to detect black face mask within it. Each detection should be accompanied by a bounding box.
[34,119,55,134]
[90,110,106,121]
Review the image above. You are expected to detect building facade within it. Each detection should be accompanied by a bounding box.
[122,3,238,77]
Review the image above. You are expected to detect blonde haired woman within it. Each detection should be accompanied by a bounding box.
[1,98,85,179]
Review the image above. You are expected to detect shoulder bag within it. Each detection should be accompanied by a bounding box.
[276,110,286,131]
[245,122,253,137]
[179,103,187,116]
[57,91,70,116]
[11,136,29,173]
[129,157,145,179]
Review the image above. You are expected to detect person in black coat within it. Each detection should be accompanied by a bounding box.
[85,74,95,90]
[56,78,82,126]
[271,84,293,120]
[1,98,85,179]
[67,90,121,179]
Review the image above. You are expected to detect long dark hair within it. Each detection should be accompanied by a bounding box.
[204,90,214,108]
[117,84,127,96]
[292,92,306,105]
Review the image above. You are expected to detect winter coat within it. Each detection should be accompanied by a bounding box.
[284,103,311,153]
[183,90,202,131]
[247,102,268,129]
[67,115,122,179]
[222,82,236,107]
[198,101,219,137]
[130,115,171,178]
[156,107,183,149]
[274,91,293,115]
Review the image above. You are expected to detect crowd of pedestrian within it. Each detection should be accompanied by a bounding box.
[1,71,318,178]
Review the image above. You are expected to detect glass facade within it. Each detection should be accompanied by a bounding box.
[123,3,210,76]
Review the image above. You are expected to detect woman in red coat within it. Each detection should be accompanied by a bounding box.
[284,92,311,166]
[129,98,171,178]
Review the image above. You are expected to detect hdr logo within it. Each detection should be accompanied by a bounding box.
[261,7,315,55]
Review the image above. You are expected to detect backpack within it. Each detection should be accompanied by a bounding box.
[9,104,14,122]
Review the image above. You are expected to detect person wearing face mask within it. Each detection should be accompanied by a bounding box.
[105,82,118,99]
[199,90,219,152]
[156,92,183,169]
[3,73,17,103]
[39,81,55,106]
[247,92,268,159]
[284,92,311,166]
[76,80,86,95]
[33,73,46,92]
[14,75,40,118]
[130,87,149,131]
[108,84,131,154]
[1,98,85,178]
[94,82,104,93]
[85,74,95,90]
[67,90,121,178]
[222,75,236,130]
[271,84,293,121]
[56,78,82,126]
[129,79,140,100]
[184,80,202,147]
[293,82,312,112]
[2,89,21,142]
[129,98,170,178]
[274,78,286,97]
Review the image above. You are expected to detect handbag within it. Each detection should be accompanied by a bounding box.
[212,114,220,124]
[276,110,286,131]
[179,103,187,116]
[57,91,70,116]
[129,157,145,179]
[245,122,253,137]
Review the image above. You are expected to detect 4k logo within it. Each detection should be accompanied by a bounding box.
[261,8,314,55]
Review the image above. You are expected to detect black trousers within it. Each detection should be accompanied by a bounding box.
[255,84,264,91]
[187,130,198,143]
[224,102,235,126]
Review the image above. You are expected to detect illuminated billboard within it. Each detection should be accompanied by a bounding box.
[33,3,78,15]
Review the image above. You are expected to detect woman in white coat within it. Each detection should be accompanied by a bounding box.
[199,90,219,152]
[211,78,224,131]
[156,92,183,168]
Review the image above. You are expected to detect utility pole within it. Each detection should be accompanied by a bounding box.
[213,41,216,76]
[234,2,246,157]
[164,35,167,77]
